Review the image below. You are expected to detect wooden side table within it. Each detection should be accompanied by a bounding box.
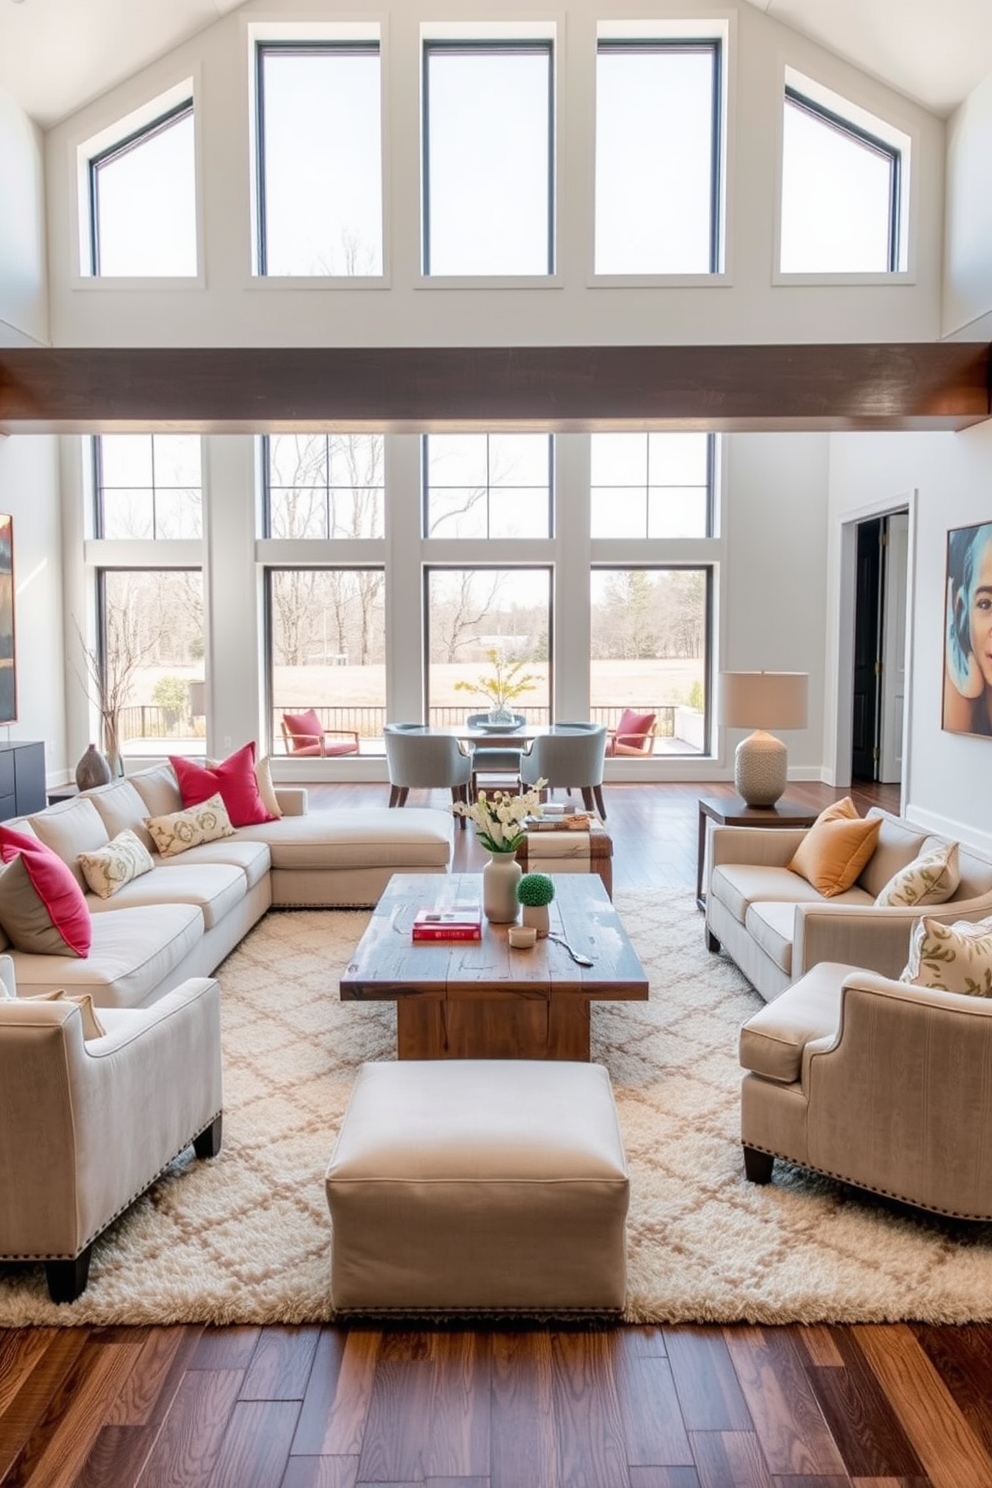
[696,795,819,910]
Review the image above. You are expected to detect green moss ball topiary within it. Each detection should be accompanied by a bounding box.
[516,872,555,907]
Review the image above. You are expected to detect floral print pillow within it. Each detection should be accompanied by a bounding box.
[874,841,960,908]
[144,793,235,858]
[78,828,155,898]
[901,914,992,998]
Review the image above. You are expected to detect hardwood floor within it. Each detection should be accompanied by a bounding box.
[7,778,991,1488]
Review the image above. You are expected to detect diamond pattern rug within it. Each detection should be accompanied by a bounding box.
[3,890,992,1326]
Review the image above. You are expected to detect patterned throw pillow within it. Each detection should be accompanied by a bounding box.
[144,793,235,859]
[78,828,156,899]
[874,841,960,908]
[901,915,992,998]
[27,989,106,1039]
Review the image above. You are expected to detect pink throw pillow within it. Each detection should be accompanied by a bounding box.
[170,742,276,827]
[0,825,92,957]
[282,709,324,753]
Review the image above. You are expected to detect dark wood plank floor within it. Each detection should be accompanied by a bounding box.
[7,779,991,1488]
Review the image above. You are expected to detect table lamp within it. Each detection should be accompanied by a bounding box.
[717,671,809,807]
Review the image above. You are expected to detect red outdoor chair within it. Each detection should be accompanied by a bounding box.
[605,709,657,757]
[280,709,360,758]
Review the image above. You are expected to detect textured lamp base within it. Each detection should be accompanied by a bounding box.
[734,730,787,807]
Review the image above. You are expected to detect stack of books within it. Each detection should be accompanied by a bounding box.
[411,900,483,942]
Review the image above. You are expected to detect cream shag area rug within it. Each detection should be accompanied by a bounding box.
[4,889,992,1328]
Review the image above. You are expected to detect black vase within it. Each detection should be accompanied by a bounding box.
[75,743,112,790]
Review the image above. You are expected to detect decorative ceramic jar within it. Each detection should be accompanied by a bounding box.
[483,853,522,923]
[75,743,112,791]
[521,902,551,938]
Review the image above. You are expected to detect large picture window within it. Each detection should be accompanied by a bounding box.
[426,568,551,725]
[267,568,386,750]
[265,434,384,539]
[590,568,709,755]
[423,434,552,538]
[780,85,903,273]
[88,101,196,276]
[595,41,720,275]
[256,42,383,276]
[590,433,711,538]
[98,569,205,761]
[423,41,554,276]
[95,435,202,540]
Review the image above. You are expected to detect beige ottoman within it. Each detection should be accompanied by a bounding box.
[325,1059,629,1313]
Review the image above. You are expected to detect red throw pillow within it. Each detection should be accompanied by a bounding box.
[282,709,324,753]
[170,742,276,827]
[0,825,92,957]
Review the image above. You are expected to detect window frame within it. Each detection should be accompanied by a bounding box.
[261,432,386,540]
[421,432,555,540]
[263,563,387,748]
[589,562,714,757]
[589,432,715,540]
[93,433,203,542]
[594,38,723,278]
[423,563,554,726]
[87,98,195,277]
[254,38,383,279]
[421,39,555,278]
[779,83,905,278]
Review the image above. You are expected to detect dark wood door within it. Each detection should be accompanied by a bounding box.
[852,517,882,781]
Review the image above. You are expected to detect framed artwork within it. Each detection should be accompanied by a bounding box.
[0,516,14,725]
[943,519,992,737]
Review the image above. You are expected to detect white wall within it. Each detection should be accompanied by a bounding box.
[827,423,992,855]
[0,84,48,346]
[721,433,830,779]
[943,68,992,340]
[43,0,946,348]
[0,435,68,784]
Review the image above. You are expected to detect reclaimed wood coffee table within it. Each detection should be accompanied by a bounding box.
[340,872,648,1061]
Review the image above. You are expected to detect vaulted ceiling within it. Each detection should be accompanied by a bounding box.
[0,0,990,128]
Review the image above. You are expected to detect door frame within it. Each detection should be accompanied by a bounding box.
[832,489,917,812]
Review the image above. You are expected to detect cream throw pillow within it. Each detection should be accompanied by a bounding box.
[27,989,106,1039]
[788,798,882,897]
[78,828,155,899]
[901,915,992,998]
[144,793,235,858]
[874,841,960,908]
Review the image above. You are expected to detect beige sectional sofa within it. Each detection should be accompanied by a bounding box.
[705,807,992,1002]
[3,764,453,1008]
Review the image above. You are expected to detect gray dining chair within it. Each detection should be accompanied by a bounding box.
[520,723,608,820]
[383,724,473,825]
[465,712,526,799]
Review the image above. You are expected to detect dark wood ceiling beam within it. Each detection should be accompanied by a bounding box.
[0,343,988,433]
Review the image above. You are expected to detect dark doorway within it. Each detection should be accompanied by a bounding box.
[852,517,882,781]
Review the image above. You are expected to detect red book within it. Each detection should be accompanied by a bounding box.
[412,903,483,941]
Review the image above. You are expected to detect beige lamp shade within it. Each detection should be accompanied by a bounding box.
[718,672,809,807]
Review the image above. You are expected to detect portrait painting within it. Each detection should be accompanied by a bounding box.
[0,515,14,725]
[943,519,992,737]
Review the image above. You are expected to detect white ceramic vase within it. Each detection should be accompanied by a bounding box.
[483,852,522,923]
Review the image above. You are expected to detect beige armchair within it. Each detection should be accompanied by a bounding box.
[0,975,223,1302]
[739,960,992,1219]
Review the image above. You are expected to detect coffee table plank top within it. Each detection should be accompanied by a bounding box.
[341,872,648,1004]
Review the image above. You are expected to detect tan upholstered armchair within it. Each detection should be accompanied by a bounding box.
[0,975,223,1302]
[739,960,992,1219]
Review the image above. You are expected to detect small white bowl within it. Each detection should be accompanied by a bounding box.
[508,925,538,949]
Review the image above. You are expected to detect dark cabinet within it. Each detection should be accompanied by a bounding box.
[0,741,46,822]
